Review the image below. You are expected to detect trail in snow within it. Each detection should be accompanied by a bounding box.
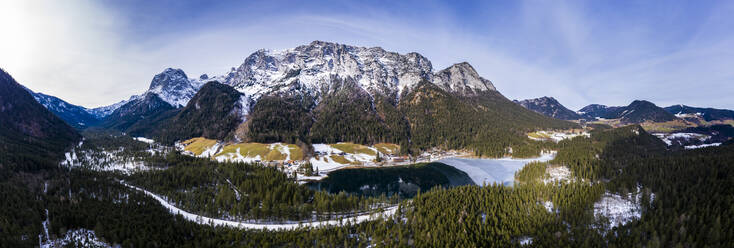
[224,178,243,201]
[122,182,397,231]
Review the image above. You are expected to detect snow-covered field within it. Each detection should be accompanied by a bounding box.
[543,166,573,184]
[210,143,301,163]
[593,186,653,230]
[123,182,398,230]
[439,152,556,186]
[309,143,382,172]
[528,131,589,142]
[133,137,155,144]
[653,132,710,146]
[61,140,167,174]
[684,143,722,149]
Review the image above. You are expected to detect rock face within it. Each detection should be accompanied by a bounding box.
[0,68,80,169]
[515,96,587,120]
[221,41,496,101]
[433,62,496,96]
[147,68,204,108]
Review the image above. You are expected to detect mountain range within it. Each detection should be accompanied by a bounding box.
[514,97,590,121]
[17,41,734,150]
[15,41,575,157]
[514,96,734,126]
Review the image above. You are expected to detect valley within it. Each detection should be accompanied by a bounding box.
[1,39,733,247]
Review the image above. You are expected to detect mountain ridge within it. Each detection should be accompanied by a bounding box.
[515,96,589,120]
[0,68,80,170]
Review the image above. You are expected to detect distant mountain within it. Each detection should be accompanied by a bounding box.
[664,105,734,122]
[514,97,589,120]
[86,98,135,119]
[609,100,677,123]
[583,100,677,124]
[27,91,100,129]
[0,68,80,170]
[578,104,623,119]
[99,92,176,134]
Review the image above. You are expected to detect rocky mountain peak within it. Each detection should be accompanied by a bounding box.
[147,68,200,108]
[433,62,496,95]
[223,41,436,101]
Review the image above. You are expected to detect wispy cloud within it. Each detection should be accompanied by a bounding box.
[1,0,732,110]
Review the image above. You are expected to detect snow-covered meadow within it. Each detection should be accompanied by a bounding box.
[594,186,654,230]
[528,131,590,142]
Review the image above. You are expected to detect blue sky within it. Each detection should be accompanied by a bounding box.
[1,0,732,110]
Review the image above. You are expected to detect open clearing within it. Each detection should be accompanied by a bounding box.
[181,137,219,156]
[215,143,303,162]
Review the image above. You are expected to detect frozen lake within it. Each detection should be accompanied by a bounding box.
[438,152,555,186]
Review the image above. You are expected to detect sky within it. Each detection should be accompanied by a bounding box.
[1,0,732,110]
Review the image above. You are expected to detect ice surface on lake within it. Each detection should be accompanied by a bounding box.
[439,152,555,186]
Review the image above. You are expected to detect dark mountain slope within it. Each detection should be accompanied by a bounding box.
[578,104,622,119]
[664,105,734,121]
[0,69,80,170]
[28,91,100,129]
[99,93,176,134]
[399,81,576,156]
[309,77,403,145]
[515,96,587,120]
[606,100,677,124]
[155,82,246,143]
[245,94,314,144]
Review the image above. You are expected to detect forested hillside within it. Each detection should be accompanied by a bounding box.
[0,69,80,171]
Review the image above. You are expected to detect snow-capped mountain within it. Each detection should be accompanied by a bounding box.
[221,41,495,102]
[86,96,139,119]
[148,68,204,108]
[89,41,573,143]
[85,68,202,120]
[515,96,589,120]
